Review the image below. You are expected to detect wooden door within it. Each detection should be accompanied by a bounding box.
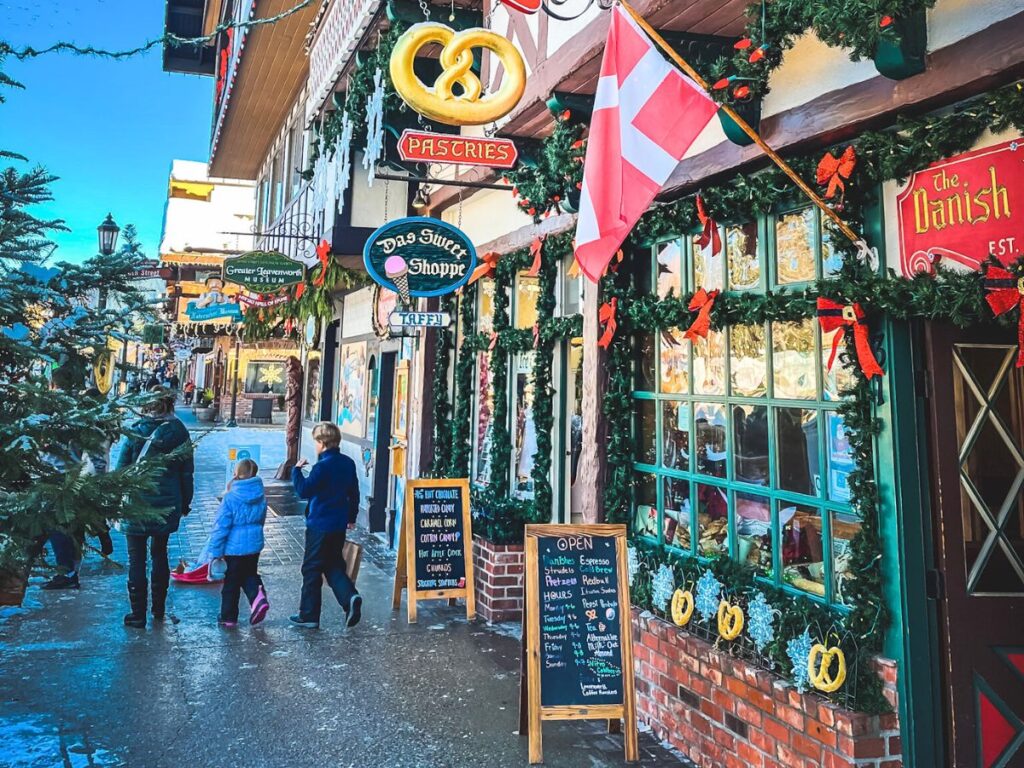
[926,323,1024,768]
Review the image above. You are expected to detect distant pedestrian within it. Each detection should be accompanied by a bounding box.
[197,458,270,627]
[183,380,196,406]
[289,422,361,630]
[169,373,180,391]
[144,372,160,391]
[116,389,194,628]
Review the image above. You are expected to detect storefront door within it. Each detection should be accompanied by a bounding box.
[560,337,584,524]
[926,323,1024,768]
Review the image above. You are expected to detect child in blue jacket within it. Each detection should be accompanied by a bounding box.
[199,459,269,627]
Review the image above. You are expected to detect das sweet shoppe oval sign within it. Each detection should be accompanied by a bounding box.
[363,217,477,301]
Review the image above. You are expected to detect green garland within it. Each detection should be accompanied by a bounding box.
[430,293,455,477]
[450,291,476,478]
[503,110,587,222]
[707,0,938,106]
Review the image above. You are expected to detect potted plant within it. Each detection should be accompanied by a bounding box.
[196,388,217,422]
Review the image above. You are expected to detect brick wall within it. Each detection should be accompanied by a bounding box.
[632,609,902,768]
[218,393,278,422]
[472,535,525,624]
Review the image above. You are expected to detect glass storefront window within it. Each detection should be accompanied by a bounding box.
[775,208,816,284]
[656,239,683,299]
[472,351,494,487]
[692,232,725,291]
[512,352,537,497]
[244,361,286,395]
[632,234,857,609]
[563,255,582,315]
[304,355,322,422]
[477,278,496,335]
[514,273,540,330]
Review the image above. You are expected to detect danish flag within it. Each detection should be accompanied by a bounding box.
[574,6,719,282]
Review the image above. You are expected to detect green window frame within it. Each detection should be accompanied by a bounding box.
[632,212,862,611]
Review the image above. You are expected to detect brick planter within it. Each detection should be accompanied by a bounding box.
[472,535,524,624]
[632,609,902,768]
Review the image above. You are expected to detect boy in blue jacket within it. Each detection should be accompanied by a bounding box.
[199,459,269,627]
[290,421,362,629]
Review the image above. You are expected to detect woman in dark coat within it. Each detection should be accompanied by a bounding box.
[116,390,194,628]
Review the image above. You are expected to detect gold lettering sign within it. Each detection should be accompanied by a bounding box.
[389,23,527,126]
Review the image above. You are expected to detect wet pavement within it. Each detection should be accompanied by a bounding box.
[0,416,691,768]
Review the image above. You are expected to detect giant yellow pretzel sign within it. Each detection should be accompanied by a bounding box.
[389,23,527,126]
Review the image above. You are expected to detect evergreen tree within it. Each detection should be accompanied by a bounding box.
[0,51,168,578]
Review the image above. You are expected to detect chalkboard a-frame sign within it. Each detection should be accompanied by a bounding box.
[392,478,475,623]
[519,524,638,764]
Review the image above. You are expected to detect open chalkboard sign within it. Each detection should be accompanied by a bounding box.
[520,524,638,764]
[392,478,475,623]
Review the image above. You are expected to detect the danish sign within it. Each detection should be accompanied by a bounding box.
[363,217,477,299]
[397,130,518,169]
[504,0,541,12]
[897,138,1024,276]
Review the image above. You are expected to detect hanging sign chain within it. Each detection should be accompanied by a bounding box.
[419,0,431,19]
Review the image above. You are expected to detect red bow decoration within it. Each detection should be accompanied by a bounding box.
[817,298,883,379]
[696,195,722,258]
[983,264,1024,367]
[602,249,624,277]
[488,331,498,351]
[684,288,719,341]
[294,282,306,300]
[816,146,857,202]
[312,239,331,287]
[469,251,501,285]
[598,298,617,349]
[532,323,540,349]
[526,237,544,277]
[284,318,294,335]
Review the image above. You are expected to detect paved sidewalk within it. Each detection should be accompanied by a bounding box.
[1,416,691,768]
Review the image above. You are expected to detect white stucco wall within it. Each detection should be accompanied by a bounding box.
[159,160,256,255]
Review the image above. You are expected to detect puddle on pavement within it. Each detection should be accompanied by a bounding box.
[0,713,124,767]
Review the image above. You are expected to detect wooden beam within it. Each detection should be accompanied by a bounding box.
[472,213,575,256]
[661,10,1024,198]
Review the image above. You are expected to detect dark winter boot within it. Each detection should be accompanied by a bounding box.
[151,586,167,621]
[124,586,147,629]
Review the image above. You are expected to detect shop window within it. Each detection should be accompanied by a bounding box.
[476,278,495,335]
[513,272,540,330]
[562,253,583,315]
[304,355,322,421]
[512,352,537,498]
[244,361,286,395]
[365,356,378,442]
[632,238,859,608]
[472,350,494,487]
[287,122,303,202]
[270,152,284,221]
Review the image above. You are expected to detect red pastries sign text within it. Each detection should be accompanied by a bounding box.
[397,130,518,169]
[897,138,1023,276]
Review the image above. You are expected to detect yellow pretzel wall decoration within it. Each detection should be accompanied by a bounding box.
[808,643,847,693]
[670,589,694,627]
[389,23,527,126]
[716,599,744,640]
[93,350,115,395]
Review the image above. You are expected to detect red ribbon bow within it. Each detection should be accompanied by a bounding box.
[469,251,501,285]
[532,323,540,349]
[598,298,617,349]
[684,288,719,341]
[294,282,306,300]
[984,264,1024,367]
[312,239,331,287]
[526,237,544,277]
[816,146,857,201]
[488,331,498,351]
[816,298,883,379]
[696,196,722,258]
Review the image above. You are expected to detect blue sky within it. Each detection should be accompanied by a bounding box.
[2,0,214,262]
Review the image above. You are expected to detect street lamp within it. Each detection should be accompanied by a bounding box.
[97,213,120,256]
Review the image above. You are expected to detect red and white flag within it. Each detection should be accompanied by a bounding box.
[574,6,719,282]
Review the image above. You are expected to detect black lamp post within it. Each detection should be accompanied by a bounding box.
[97,213,120,256]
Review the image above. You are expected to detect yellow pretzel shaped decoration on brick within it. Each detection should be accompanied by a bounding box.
[716,599,744,640]
[670,588,694,627]
[389,23,527,126]
[808,642,847,693]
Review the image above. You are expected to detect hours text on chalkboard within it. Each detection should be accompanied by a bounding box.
[537,534,624,707]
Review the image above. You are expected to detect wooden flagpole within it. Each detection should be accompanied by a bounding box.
[618,0,864,247]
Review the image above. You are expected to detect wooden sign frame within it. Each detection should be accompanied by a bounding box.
[520,524,638,764]
[392,478,476,624]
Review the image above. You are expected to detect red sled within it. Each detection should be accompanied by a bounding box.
[170,560,225,584]
[504,0,540,13]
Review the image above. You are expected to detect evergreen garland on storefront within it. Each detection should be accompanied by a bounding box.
[450,291,476,478]
[430,293,455,477]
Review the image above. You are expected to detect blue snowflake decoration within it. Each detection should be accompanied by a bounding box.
[746,591,777,653]
[363,67,386,186]
[694,569,722,623]
[651,564,675,612]
[786,629,814,692]
[627,545,639,588]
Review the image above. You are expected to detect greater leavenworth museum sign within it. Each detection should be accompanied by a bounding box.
[223,251,306,293]
[897,137,1023,276]
[363,217,476,302]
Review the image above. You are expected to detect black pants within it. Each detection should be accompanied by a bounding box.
[221,554,264,622]
[298,528,357,623]
[126,533,170,615]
